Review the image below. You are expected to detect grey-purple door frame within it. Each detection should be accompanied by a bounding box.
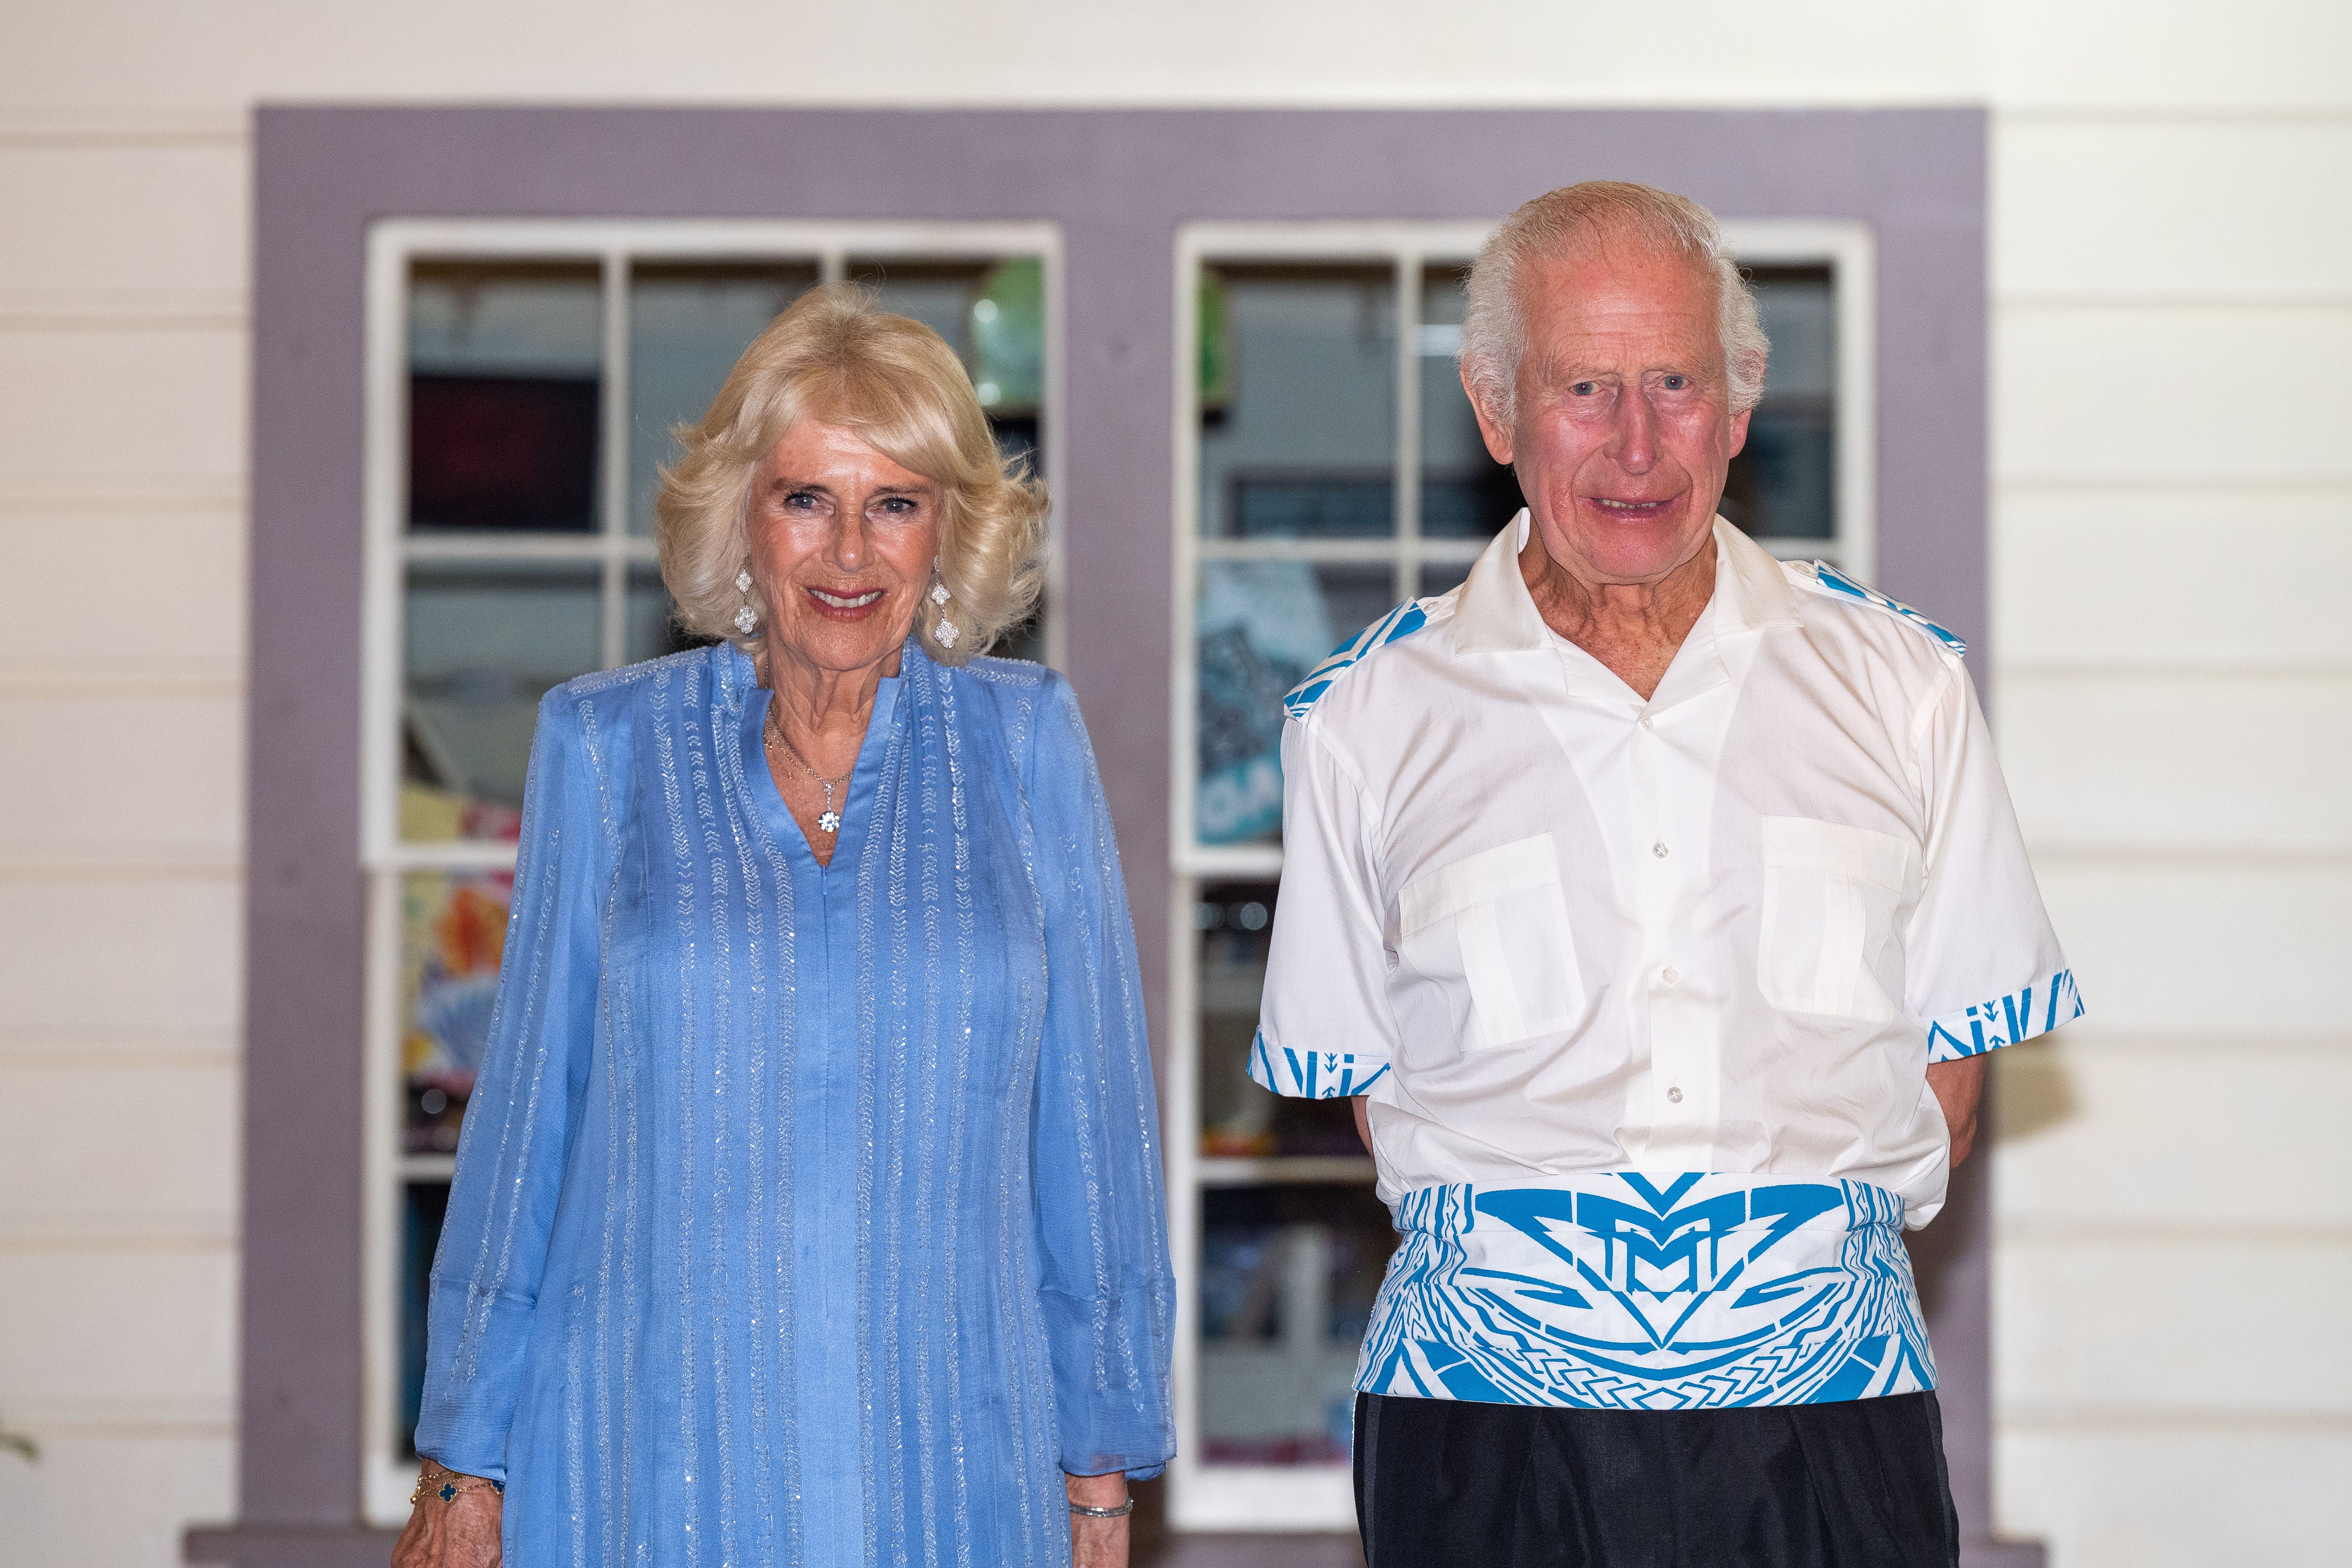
[193,105,2033,1567]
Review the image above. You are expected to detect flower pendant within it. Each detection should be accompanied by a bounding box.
[817,809,842,834]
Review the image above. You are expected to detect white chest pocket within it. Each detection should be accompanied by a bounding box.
[1756,817,1916,1021]
[1398,834,1585,1052]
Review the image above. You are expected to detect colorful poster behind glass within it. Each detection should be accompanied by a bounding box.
[1194,562,1338,844]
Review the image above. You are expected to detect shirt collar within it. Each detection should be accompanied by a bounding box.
[1709,514,1806,635]
[1450,510,1804,657]
[1450,510,1554,655]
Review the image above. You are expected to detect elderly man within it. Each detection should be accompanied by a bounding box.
[1250,182,2080,1565]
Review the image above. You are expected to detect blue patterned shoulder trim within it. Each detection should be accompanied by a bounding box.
[1802,563,1966,657]
[1282,600,1431,720]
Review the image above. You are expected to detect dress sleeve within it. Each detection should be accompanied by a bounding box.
[415,686,607,1480]
[1026,676,1177,1480]
[1249,717,1397,1099]
[1904,655,2085,1062]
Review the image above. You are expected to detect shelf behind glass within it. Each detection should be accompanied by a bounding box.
[1198,263,1397,541]
[1196,880,1371,1160]
[1197,1181,1395,1467]
[403,560,602,842]
[627,261,821,534]
[407,259,602,534]
[1199,1156,1376,1186]
[1417,263,1522,540]
[1194,561,1394,848]
[1722,264,1836,542]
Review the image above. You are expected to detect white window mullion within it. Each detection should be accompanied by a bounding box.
[363,229,412,870]
[600,248,632,672]
[364,217,1069,1530]
[1039,230,1069,673]
[1164,872,1205,1510]
[359,866,412,1521]
[402,533,617,562]
[1832,233,1876,585]
[1195,536,1404,565]
[1164,217,1871,1537]
[1168,238,1205,867]
[1392,248,1422,605]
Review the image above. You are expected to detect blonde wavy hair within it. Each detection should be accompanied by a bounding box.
[655,283,1048,665]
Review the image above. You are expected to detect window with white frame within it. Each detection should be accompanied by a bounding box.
[357,219,1062,1522]
[1164,221,1873,1531]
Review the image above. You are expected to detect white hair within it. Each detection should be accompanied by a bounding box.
[1461,181,1769,424]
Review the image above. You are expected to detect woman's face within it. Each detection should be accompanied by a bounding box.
[746,418,943,682]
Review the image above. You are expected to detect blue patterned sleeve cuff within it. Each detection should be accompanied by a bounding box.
[1924,968,2084,1062]
[1246,1029,1391,1099]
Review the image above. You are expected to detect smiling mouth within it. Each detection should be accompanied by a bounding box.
[1587,496,1678,517]
[805,586,886,619]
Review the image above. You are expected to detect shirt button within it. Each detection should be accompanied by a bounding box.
[1639,715,1655,731]
[1667,1086,1684,1104]
[1661,966,1680,985]
[1652,841,1669,858]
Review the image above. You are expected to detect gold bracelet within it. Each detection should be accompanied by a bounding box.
[412,1463,506,1507]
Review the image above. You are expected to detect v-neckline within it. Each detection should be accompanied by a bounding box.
[740,674,904,880]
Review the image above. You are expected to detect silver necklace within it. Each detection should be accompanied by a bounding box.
[764,710,851,834]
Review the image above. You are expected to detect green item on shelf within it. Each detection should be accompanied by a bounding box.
[1197,270,1232,410]
[969,257,1044,416]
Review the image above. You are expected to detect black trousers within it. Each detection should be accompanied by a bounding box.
[1353,1392,1960,1568]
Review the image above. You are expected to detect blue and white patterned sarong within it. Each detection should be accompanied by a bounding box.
[1359,1174,1933,1410]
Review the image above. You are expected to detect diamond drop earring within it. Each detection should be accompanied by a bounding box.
[732,567,758,635]
[929,556,960,649]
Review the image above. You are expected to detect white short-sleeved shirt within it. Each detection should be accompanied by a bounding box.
[1251,515,2081,1410]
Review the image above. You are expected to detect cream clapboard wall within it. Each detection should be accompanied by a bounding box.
[0,3,2342,1564]
[1986,96,2352,1563]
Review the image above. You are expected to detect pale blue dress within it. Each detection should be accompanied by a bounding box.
[415,641,1175,1567]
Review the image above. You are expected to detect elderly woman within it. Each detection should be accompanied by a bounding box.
[391,285,1175,1568]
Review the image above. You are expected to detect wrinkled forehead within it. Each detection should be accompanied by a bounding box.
[1516,237,1724,368]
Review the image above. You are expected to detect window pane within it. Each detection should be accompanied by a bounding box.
[1199,1182,1396,1466]
[399,1179,452,1456]
[1417,265,1523,539]
[849,257,987,361]
[1197,561,1395,847]
[994,603,1046,666]
[628,262,821,535]
[626,563,717,665]
[1723,265,1835,542]
[1199,264,1396,539]
[1419,559,1475,600]
[403,562,602,841]
[401,867,512,1152]
[850,255,1046,469]
[408,261,602,533]
[1197,880,1366,1159]
[970,256,1045,421]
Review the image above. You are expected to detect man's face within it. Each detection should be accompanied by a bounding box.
[1470,240,1749,586]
